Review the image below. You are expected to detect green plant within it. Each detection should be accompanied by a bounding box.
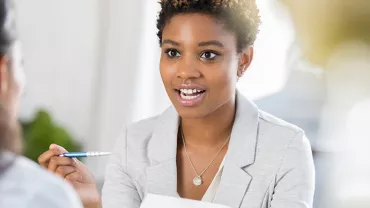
[21,109,82,162]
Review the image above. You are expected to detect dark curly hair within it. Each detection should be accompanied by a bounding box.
[156,0,261,52]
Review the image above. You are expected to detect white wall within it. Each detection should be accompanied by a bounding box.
[89,0,146,178]
[132,0,171,122]
[16,0,101,144]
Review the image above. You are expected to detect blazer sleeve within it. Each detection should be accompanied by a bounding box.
[270,131,315,208]
[102,126,142,208]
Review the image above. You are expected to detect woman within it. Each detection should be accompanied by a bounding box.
[0,0,83,207]
[38,1,315,208]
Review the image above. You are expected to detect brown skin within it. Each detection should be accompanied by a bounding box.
[160,13,253,200]
[37,13,254,205]
[0,54,23,154]
[0,56,20,118]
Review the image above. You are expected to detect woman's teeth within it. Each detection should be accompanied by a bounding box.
[179,89,204,100]
[180,89,203,94]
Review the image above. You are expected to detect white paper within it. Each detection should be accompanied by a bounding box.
[140,194,231,208]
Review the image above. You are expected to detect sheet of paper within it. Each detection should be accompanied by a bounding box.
[140,194,231,208]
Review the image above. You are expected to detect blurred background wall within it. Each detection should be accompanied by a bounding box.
[17,0,100,142]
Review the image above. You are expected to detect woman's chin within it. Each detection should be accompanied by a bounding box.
[174,106,211,120]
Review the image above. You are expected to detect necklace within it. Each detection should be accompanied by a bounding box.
[181,127,230,186]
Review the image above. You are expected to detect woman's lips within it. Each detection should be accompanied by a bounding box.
[176,89,206,107]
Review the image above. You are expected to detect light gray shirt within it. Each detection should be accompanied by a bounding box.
[0,154,83,208]
[102,91,315,208]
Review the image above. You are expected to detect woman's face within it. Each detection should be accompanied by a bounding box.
[160,13,252,118]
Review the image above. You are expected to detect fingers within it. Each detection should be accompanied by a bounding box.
[49,144,68,152]
[38,149,58,168]
[55,166,82,185]
[38,144,68,168]
[55,165,76,178]
[48,156,76,173]
[65,171,83,183]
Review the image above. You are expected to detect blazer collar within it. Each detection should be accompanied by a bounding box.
[146,90,260,206]
[147,106,180,163]
[148,90,259,167]
[226,91,259,168]
[214,91,259,207]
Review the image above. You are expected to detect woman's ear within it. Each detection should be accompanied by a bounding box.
[237,47,254,78]
[0,56,10,95]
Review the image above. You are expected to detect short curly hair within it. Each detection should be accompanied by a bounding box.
[156,0,261,52]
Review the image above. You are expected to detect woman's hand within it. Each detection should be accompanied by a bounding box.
[38,144,102,208]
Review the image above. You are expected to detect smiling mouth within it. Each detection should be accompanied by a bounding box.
[175,89,206,100]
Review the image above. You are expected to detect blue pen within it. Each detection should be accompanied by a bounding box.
[59,152,111,158]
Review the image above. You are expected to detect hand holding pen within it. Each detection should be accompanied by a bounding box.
[38,144,103,208]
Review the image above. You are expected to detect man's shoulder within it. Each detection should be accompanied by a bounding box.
[0,156,82,208]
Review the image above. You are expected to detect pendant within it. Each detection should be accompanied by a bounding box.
[193,176,202,186]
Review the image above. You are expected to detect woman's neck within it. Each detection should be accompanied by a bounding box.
[180,97,236,148]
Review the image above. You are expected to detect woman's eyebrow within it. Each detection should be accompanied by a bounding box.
[198,40,224,48]
[162,39,180,46]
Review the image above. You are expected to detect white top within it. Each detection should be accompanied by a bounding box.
[201,158,225,202]
[0,154,83,208]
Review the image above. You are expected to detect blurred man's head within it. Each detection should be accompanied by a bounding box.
[0,0,24,154]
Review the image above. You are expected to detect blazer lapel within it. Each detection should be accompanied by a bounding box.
[146,106,180,198]
[146,159,179,197]
[214,91,260,208]
[145,91,260,206]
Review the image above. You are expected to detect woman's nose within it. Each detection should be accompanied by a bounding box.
[176,55,201,80]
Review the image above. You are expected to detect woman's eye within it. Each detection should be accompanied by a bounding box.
[166,49,180,58]
[200,51,217,60]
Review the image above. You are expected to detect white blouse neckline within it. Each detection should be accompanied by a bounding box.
[201,157,226,202]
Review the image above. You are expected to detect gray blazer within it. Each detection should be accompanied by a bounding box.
[102,92,315,208]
